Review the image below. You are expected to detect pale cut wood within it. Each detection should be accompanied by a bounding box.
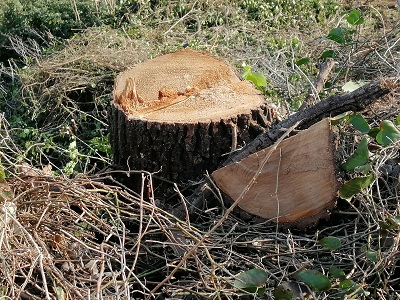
[211,118,339,225]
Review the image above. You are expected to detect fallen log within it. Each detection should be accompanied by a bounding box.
[181,78,397,224]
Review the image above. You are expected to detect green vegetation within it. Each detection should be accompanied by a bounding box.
[0,0,350,174]
[0,0,102,62]
[0,0,399,299]
[334,112,400,200]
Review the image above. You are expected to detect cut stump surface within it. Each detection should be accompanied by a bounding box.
[113,49,269,122]
[212,118,339,226]
[110,49,279,185]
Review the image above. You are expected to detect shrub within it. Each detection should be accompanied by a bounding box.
[0,0,100,62]
[239,0,339,27]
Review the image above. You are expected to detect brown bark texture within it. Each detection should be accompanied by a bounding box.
[109,105,277,183]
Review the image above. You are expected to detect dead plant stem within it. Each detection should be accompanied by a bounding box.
[147,120,301,299]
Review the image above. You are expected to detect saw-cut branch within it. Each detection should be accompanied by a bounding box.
[223,78,395,166]
[179,78,397,218]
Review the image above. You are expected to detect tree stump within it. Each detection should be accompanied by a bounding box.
[110,49,279,189]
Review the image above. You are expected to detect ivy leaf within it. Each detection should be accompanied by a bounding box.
[346,10,364,26]
[329,267,346,280]
[365,250,379,263]
[376,120,400,146]
[273,285,294,300]
[321,50,335,59]
[392,215,400,225]
[295,58,310,66]
[243,65,267,91]
[327,27,349,44]
[339,279,367,296]
[349,114,370,133]
[379,216,400,230]
[234,269,268,294]
[339,174,375,200]
[355,163,371,174]
[319,236,342,251]
[342,137,369,171]
[368,126,380,139]
[293,269,331,291]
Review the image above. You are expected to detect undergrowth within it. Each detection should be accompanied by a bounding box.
[0,0,399,299]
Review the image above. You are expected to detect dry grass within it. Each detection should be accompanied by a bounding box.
[0,1,399,299]
[0,101,399,299]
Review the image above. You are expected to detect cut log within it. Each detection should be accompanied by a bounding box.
[181,78,396,220]
[110,49,279,187]
[212,118,339,226]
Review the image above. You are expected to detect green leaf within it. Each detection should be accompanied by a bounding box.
[342,137,369,171]
[379,220,398,230]
[295,58,310,66]
[396,113,400,125]
[366,250,379,263]
[329,267,346,280]
[273,285,294,300]
[243,65,267,91]
[330,112,351,125]
[349,114,370,133]
[319,236,342,251]
[293,269,331,291]
[346,10,364,26]
[393,215,400,225]
[368,126,380,139]
[234,269,268,294]
[381,215,400,230]
[0,163,5,182]
[339,279,354,290]
[327,27,349,44]
[339,174,375,200]
[321,50,335,59]
[355,163,371,174]
[339,279,366,296]
[376,120,400,146]
[339,279,368,297]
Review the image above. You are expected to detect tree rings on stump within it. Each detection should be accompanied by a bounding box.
[110,49,279,191]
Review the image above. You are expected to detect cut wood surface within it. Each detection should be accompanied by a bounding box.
[182,78,396,221]
[113,48,270,122]
[110,49,279,184]
[212,118,339,225]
